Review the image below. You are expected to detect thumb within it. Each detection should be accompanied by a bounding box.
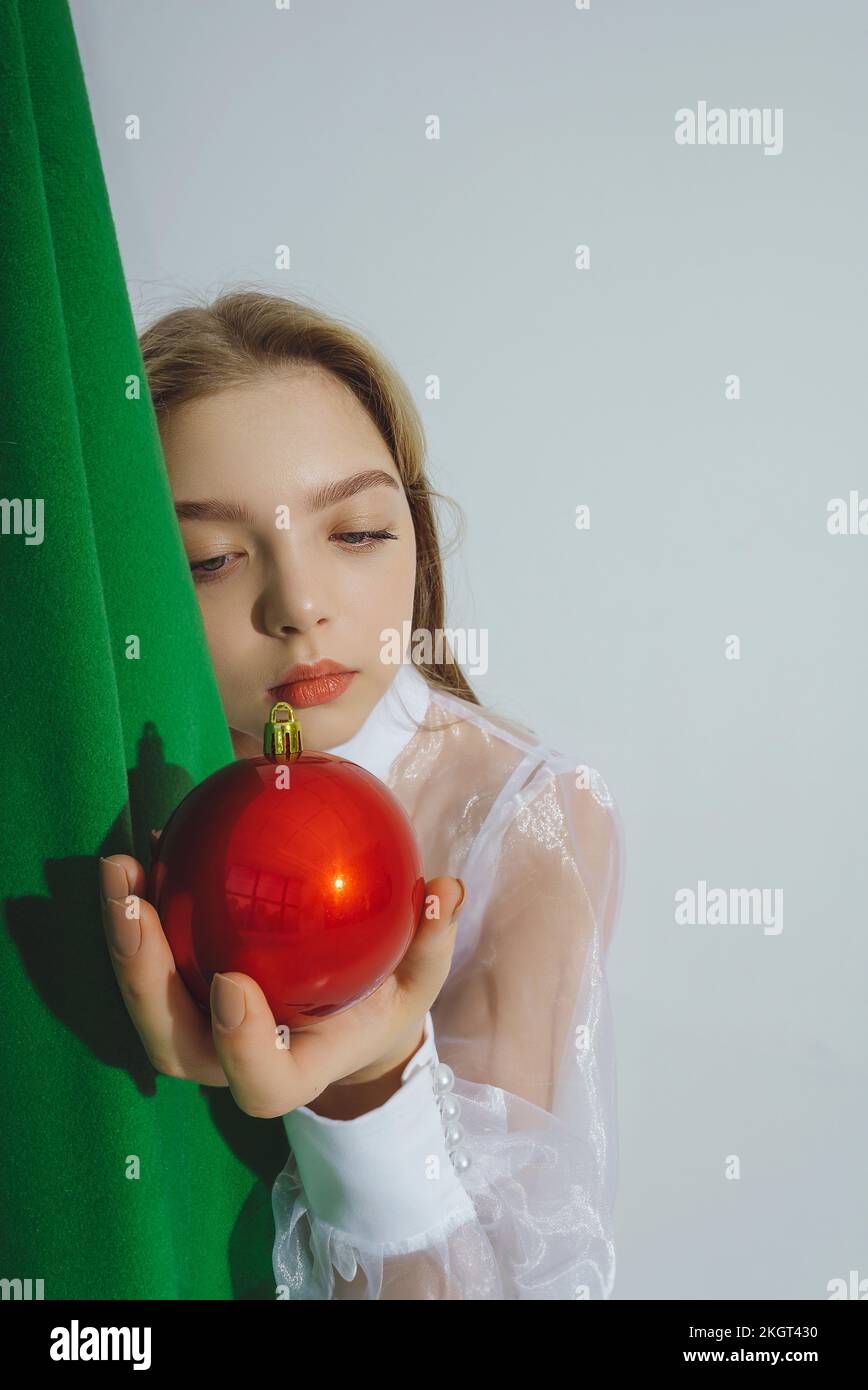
[395,876,466,994]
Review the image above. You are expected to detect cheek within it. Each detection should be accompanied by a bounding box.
[338,527,411,586]
[195,594,245,684]
[388,526,417,597]
[359,541,415,622]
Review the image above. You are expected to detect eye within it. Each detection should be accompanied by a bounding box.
[190,553,243,584]
[332,529,398,552]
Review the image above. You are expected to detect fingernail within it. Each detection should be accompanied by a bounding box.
[453,878,466,918]
[104,895,142,958]
[99,856,130,901]
[213,974,246,1030]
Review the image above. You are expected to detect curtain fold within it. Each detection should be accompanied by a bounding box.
[0,0,282,1299]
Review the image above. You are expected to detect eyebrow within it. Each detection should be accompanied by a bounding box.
[174,468,401,526]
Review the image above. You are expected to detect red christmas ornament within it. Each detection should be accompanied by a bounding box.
[146,701,426,1029]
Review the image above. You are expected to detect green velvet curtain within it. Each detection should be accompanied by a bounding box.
[0,0,283,1299]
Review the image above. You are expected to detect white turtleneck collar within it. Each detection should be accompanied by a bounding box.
[324,660,431,783]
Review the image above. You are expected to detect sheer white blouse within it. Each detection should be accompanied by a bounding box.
[271,660,625,1300]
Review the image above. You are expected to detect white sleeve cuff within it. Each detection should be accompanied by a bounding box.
[281,1010,477,1248]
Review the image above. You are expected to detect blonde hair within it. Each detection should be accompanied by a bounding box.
[139,286,479,708]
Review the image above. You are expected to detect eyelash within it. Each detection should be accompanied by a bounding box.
[334,529,398,552]
[189,530,398,584]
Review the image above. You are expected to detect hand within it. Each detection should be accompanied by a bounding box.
[98,833,466,1120]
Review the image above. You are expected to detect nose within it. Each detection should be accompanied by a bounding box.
[259,542,334,637]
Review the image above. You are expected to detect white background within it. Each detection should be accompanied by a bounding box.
[71,0,868,1299]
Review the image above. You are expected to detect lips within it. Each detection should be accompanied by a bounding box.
[268,659,357,710]
[270,658,352,689]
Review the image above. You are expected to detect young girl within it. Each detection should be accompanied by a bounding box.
[97,290,625,1300]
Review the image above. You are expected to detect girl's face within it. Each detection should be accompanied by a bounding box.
[159,365,417,756]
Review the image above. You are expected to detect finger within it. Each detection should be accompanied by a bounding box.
[99,853,137,900]
[209,971,317,1118]
[394,875,465,997]
[98,851,151,904]
[98,855,226,1086]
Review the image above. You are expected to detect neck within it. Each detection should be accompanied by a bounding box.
[324,661,431,780]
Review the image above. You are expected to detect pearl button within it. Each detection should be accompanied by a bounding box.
[450,1148,472,1174]
[432,1062,454,1095]
[440,1095,461,1122]
[444,1122,464,1150]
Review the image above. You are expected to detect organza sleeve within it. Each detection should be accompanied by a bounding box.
[271,757,625,1300]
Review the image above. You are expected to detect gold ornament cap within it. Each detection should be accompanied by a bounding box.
[263,701,303,759]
